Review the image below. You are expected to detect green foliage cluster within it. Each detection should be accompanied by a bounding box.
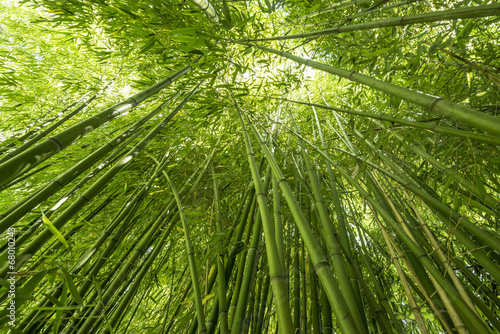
[0,0,499,332]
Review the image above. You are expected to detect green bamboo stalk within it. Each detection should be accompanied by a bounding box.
[320,290,333,334]
[371,210,430,334]
[247,44,500,137]
[188,0,219,22]
[405,194,481,320]
[287,124,491,332]
[311,104,367,326]
[75,160,208,334]
[293,249,301,333]
[102,207,177,333]
[308,257,321,334]
[354,223,404,333]
[231,199,263,334]
[256,273,271,334]
[4,128,144,252]
[0,78,113,164]
[229,195,258,327]
[246,4,500,41]
[236,103,359,334]
[353,133,500,275]
[387,131,499,213]
[0,61,196,188]
[290,110,366,333]
[300,241,307,334]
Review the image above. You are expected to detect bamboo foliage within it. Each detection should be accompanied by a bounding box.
[0,1,499,333]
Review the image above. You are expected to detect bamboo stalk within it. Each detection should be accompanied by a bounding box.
[211,165,229,334]
[0,92,179,234]
[268,96,500,146]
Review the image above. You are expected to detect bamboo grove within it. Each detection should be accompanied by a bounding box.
[0,0,499,333]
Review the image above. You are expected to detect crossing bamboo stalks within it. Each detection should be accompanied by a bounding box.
[0,85,201,278]
[0,93,179,234]
[75,211,174,333]
[268,96,500,146]
[237,108,295,334]
[290,110,367,333]
[285,123,492,331]
[370,210,430,334]
[2,129,143,253]
[0,61,197,188]
[102,211,176,333]
[295,124,500,284]
[245,4,500,41]
[246,44,500,137]
[236,103,360,334]
[0,78,114,164]
[404,192,482,320]
[388,131,499,214]
[311,103,383,331]
[71,152,213,333]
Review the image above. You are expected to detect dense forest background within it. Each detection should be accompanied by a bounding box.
[0,0,499,333]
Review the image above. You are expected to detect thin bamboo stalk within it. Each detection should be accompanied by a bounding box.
[293,0,374,22]
[296,0,420,29]
[245,4,500,41]
[165,171,207,334]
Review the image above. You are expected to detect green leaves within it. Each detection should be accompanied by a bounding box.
[42,214,69,249]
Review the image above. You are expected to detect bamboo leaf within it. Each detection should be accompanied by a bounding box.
[42,214,69,249]
[62,267,83,306]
